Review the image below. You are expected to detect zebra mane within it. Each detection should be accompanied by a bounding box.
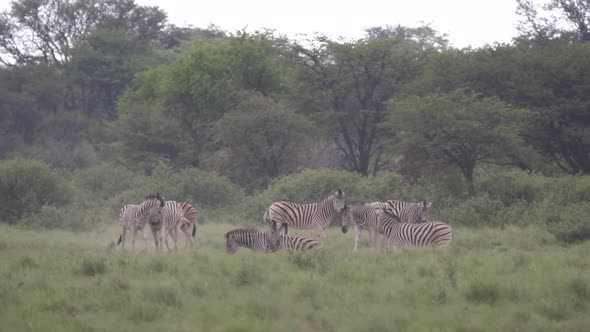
[320,188,343,202]
[144,193,164,207]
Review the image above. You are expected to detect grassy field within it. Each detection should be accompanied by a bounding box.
[0,222,589,332]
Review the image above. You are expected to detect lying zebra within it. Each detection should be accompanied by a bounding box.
[375,209,453,252]
[224,224,320,254]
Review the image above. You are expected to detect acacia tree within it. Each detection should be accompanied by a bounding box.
[292,25,447,176]
[387,90,530,195]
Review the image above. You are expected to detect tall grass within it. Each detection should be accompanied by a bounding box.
[0,223,589,331]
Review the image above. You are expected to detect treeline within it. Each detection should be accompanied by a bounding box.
[0,0,589,240]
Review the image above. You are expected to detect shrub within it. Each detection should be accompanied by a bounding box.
[20,203,105,231]
[70,164,140,199]
[545,204,590,243]
[0,158,74,224]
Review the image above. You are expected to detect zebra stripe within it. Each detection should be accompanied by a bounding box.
[151,200,194,252]
[225,227,321,254]
[263,189,345,246]
[178,202,197,249]
[341,204,380,251]
[369,200,431,224]
[117,193,165,251]
[375,209,453,250]
[225,228,272,254]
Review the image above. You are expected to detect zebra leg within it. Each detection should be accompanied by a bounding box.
[315,225,327,248]
[120,228,127,250]
[368,228,375,250]
[131,227,138,252]
[163,228,171,252]
[172,226,179,252]
[151,229,160,252]
[353,225,361,251]
[141,227,148,252]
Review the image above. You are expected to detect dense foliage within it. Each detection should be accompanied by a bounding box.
[0,0,589,242]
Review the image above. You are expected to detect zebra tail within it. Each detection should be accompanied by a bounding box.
[192,223,196,237]
[117,234,122,245]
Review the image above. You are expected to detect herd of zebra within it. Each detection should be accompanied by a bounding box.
[115,189,453,254]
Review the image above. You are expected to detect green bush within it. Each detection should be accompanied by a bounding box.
[545,204,590,243]
[0,158,74,224]
[20,203,105,231]
[70,164,141,199]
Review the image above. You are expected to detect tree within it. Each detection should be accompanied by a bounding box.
[116,31,295,167]
[423,44,590,174]
[211,93,318,190]
[516,0,590,44]
[386,90,530,195]
[292,25,447,176]
[0,0,167,67]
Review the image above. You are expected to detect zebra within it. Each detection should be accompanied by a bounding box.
[341,203,380,251]
[374,209,453,251]
[152,200,194,252]
[368,200,431,224]
[225,223,321,254]
[117,193,165,251]
[263,188,345,246]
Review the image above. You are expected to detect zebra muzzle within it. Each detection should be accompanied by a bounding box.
[341,226,348,234]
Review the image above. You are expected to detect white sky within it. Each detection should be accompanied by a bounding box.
[0,0,528,48]
[136,0,524,48]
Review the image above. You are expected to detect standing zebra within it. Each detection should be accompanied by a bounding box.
[375,209,453,251]
[155,200,193,252]
[263,188,345,246]
[117,193,165,251]
[225,223,321,254]
[341,204,380,251]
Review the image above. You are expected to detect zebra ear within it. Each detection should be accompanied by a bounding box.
[336,188,343,198]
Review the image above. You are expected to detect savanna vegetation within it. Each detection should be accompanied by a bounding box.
[1,0,590,330]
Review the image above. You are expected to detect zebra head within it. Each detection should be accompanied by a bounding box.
[332,188,346,213]
[341,204,352,233]
[416,200,432,222]
[142,192,165,217]
[225,231,239,254]
[267,220,284,250]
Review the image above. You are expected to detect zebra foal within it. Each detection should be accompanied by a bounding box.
[117,193,165,251]
[341,204,380,251]
[263,189,345,246]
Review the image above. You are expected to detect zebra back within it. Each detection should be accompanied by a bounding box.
[279,234,321,251]
[264,188,345,230]
[378,200,431,224]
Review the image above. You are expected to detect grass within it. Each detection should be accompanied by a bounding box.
[0,223,589,332]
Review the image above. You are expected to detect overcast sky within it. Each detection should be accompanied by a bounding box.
[135,0,525,48]
[0,0,532,48]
